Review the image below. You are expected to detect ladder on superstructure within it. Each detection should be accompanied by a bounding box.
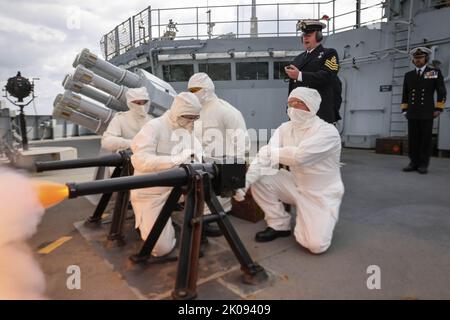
[389,20,411,137]
[388,0,416,137]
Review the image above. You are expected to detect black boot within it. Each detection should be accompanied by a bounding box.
[403,164,417,172]
[255,227,291,242]
[417,167,428,174]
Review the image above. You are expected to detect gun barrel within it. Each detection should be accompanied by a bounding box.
[35,152,130,172]
[66,164,217,198]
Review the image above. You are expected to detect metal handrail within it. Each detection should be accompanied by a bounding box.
[100,1,386,60]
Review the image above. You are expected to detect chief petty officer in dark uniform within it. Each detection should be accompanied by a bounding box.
[401,47,446,174]
[284,19,340,124]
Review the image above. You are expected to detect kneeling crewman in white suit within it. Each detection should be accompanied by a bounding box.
[236,87,344,254]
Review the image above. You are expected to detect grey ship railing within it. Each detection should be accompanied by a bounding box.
[100,1,387,60]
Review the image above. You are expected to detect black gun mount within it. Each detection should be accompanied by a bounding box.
[35,153,246,246]
[64,160,266,300]
[35,150,134,246]
[203,156,247,198]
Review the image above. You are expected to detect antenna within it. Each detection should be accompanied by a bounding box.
[250,0,258,38]
[206,9,215,39]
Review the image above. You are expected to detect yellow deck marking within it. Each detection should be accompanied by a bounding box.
[38,236,72,254]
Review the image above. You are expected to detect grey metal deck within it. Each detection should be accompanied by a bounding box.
[30,148,450,299]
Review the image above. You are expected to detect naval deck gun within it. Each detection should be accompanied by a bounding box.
[53,48,177,134]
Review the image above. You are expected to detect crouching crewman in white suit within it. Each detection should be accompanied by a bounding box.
[101,87,152,152]
[236,87,344,254]
[130,92,203,257]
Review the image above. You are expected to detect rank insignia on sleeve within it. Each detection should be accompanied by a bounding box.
[324,55,339,71]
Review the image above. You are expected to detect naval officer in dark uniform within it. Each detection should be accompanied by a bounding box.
[284,19,340,124]
[401,47,447,174]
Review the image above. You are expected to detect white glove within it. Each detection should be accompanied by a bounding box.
[233,180,250,202]
[101,136,131,153]
[172,149,194,166]
[259,145,299,167]
[278,146,298,166]
[233,188,246,202]
[258,145,281,165]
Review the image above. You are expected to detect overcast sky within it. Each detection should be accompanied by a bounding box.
[0,0,381,115]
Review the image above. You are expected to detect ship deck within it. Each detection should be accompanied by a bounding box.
[29,148,450,300]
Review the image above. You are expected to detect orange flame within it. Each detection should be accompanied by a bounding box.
[31,181,69,209]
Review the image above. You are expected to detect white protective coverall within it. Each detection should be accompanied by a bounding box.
[188,73,249,213]
[101,87,152,152]
[130,92,203,257]
[246,87,344,254]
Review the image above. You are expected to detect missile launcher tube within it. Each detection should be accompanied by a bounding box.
[72,65,128,105]
[62,74,126,112]
[74,48,140,87]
